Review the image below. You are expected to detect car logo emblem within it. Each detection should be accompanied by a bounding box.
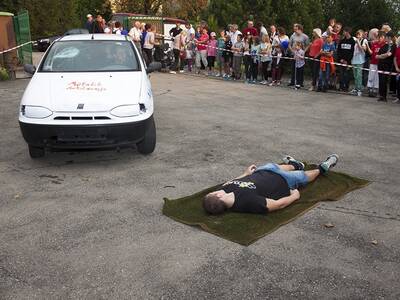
[77,103,84,109]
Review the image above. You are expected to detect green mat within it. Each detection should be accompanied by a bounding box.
[163,165,370,245]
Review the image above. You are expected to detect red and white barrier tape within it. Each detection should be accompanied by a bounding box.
[0,41,33,55]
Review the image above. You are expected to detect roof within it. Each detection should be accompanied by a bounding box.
[0,12,14,17]
[59,34,130,42]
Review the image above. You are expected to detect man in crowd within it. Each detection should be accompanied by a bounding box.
[129,21,142,54]
[337,27,355,92]
[242,20,258,37]
[376,31,395,102]
[85,14,93,32]
[203,155,339,215]
[230,24,242,45]
[288,24,309,86]
[169,22,183,38]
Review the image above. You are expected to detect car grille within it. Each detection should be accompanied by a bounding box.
[53,116,111,120]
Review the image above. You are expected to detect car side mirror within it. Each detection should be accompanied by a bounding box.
[147,62,162,74]
[24,64,36,75]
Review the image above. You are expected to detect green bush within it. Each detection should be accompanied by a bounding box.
[0,67,9,81]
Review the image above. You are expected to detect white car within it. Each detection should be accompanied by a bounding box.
[19,34,161,158]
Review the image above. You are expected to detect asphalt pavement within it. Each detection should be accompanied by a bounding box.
[1,72,399,299]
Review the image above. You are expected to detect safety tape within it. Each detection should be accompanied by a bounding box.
[0,41,34,55]
[161,33,400,76]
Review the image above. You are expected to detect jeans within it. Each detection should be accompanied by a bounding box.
[339,65,351,90]
[172,49,183,71]
[143,48,153,66]
[255,163,309,190]
[318,64,330,89]
[295,66,304,86]
[250,61,258,81]
[352,63,363,91]
[195,50,208,68]
[311,59,320,87]
[243,55,252,79]
[232,56,242,79]
[261,61,271,81]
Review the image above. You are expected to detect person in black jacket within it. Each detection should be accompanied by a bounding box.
[376,31,395,102]
[337,27,355,91]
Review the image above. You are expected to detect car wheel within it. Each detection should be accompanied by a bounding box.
[28,145,45,158]
[137,116,156,154]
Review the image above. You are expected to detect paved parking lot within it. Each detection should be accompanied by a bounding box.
[1,73,400,299]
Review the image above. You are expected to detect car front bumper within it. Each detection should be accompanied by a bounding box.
[19,117,153,149]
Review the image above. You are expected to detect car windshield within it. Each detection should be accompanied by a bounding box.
[39,40,140,72]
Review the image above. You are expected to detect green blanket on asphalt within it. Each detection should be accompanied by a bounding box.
[162,165,370,245]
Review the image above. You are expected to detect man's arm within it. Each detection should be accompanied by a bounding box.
[266,189,300,212]
[234,164,257,179]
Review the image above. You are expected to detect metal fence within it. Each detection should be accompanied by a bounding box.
[13,10,32,65]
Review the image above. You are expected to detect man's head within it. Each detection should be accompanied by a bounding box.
[237,33,243,41]
[233,24,239,31]
[203,191,227,215]
[176,22,181,28]
[293,23,299,33]
[134,21,141,29]
[381,23,391,33]
[334,22,342,33]
[185,23,191,29]
[87,14,93,22]
[296,24,304,34]
[343,27,352,37]
[377,31,386,43]
[270,25,276,33]
[247,20,254,28]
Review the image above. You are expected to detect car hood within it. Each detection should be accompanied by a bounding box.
[23,72,143,112]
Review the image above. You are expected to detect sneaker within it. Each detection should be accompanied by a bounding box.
[377,97,387,102]
[260,80,267,85]
[282,155,305,171]
[309,86,315,91]
[252,80,257,84]
[357,91,362,97]
[268,81,275,86]
[179,70,184,73]
[319,154,339,174]
[276,81,281,86]
[295,85,301,90]
[169,70,177,74]
[244,80,250,84]
[350,89,358,95]
[215,73,221,77]
[392,98,400,103]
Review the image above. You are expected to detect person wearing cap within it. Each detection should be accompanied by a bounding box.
[307,28,324,91]
[85,14,93,32]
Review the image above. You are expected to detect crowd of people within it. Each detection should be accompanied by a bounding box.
[85,13,400,103]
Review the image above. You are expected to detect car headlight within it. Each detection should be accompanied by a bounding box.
[110,105,140,117]
[40,38,50,43]
[21,105,53,119]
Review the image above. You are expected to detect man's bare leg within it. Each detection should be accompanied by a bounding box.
[305,169,320,182]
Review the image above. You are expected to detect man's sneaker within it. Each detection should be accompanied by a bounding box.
[319,154,339,174]
[169,70,177,74]
[282,155,305,170]
[392,98,399,103]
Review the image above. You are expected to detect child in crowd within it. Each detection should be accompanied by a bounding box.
[231,34,244,80]
[351,30,368,96]
[243,34,252,83]
[207,32,217,75]
[318,34,336,92]
[367,29,384,97]
[185,34,195,72]
[259,34,272,84]
[222,34,233,78]
[216,30,226,77]
[294,42,305,89]
[249,36,260,83]
[270,45,283,86]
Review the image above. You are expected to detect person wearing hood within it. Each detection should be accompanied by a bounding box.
[337,27,355,91]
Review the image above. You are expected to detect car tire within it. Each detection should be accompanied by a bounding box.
[137,116,156,154]
[28,145,45,158]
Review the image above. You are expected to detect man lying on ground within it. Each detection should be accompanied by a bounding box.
[203,154,339,215]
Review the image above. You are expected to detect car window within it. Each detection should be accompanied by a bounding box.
[39,40,140,72]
